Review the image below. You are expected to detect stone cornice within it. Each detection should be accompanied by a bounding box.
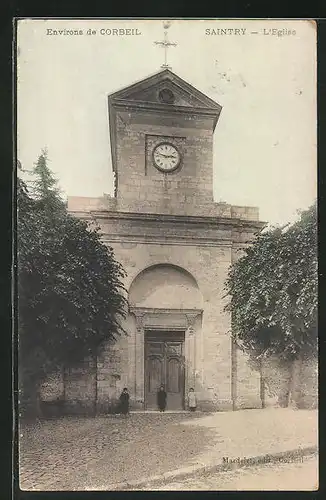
[129,306,203,316]
[68,209,264,246]
[86,209,265,231]
[129,306,203,332]
[100,236,232,247]
[112,99,221,121]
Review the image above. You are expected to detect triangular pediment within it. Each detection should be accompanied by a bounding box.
[108,69,221,111]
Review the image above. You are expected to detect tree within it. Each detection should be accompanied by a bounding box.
[18,152,127,413]
[225,203,317,406]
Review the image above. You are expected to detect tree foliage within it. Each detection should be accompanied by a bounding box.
[225,203,317,363]
[18,151,127,399]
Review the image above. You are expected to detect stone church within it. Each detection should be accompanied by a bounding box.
[61,67,268,413]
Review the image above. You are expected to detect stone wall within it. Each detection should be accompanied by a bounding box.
[96,340,128,413]
[300,358,318,409]
[235,348,262,409]
[38,357,97,417]
[64,357,96,414]
[261,355,318,409]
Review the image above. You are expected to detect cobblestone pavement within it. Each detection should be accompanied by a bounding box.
[19,409,318,491]
[142,454,318,491]
[19,413,215,490]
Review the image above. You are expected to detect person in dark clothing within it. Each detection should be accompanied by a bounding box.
[157,385,167,412]
[119,387,130,417]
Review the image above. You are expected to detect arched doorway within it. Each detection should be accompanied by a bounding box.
[129,264,202,410]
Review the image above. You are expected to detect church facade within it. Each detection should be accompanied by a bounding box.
[65,69,266,412]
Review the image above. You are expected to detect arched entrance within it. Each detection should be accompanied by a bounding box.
[129,264,203,410]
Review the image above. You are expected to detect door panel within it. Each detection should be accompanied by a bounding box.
[166,342,182,356]
[166,354,183,410]
[167,358,180,393]
[146,352,164,409]
[148,356,163,393]
[148,342,164,355]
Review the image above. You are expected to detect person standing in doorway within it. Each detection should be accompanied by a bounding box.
[119,387,130,417]
[188,387,197,412]
[157,385,167,412]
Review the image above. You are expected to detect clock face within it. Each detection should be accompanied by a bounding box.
[153,143,181,172]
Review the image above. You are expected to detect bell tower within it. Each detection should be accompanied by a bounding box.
[107,69,222,216]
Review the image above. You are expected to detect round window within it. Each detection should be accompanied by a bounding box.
[158,88,175,104]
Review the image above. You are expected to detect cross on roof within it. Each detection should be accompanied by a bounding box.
[154,21,177,69]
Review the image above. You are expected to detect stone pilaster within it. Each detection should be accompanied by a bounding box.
[185,312,201,390]
[133,311,145,406]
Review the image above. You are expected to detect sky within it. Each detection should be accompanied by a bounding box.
[17,19,317,225]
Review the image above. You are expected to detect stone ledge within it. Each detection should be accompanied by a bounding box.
[70,208,264,228]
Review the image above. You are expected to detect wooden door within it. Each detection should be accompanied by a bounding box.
[165,341,184,410]
[146,342,164,409]
[145,332,184,410]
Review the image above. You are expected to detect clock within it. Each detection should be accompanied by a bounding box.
[153,142,181,172]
